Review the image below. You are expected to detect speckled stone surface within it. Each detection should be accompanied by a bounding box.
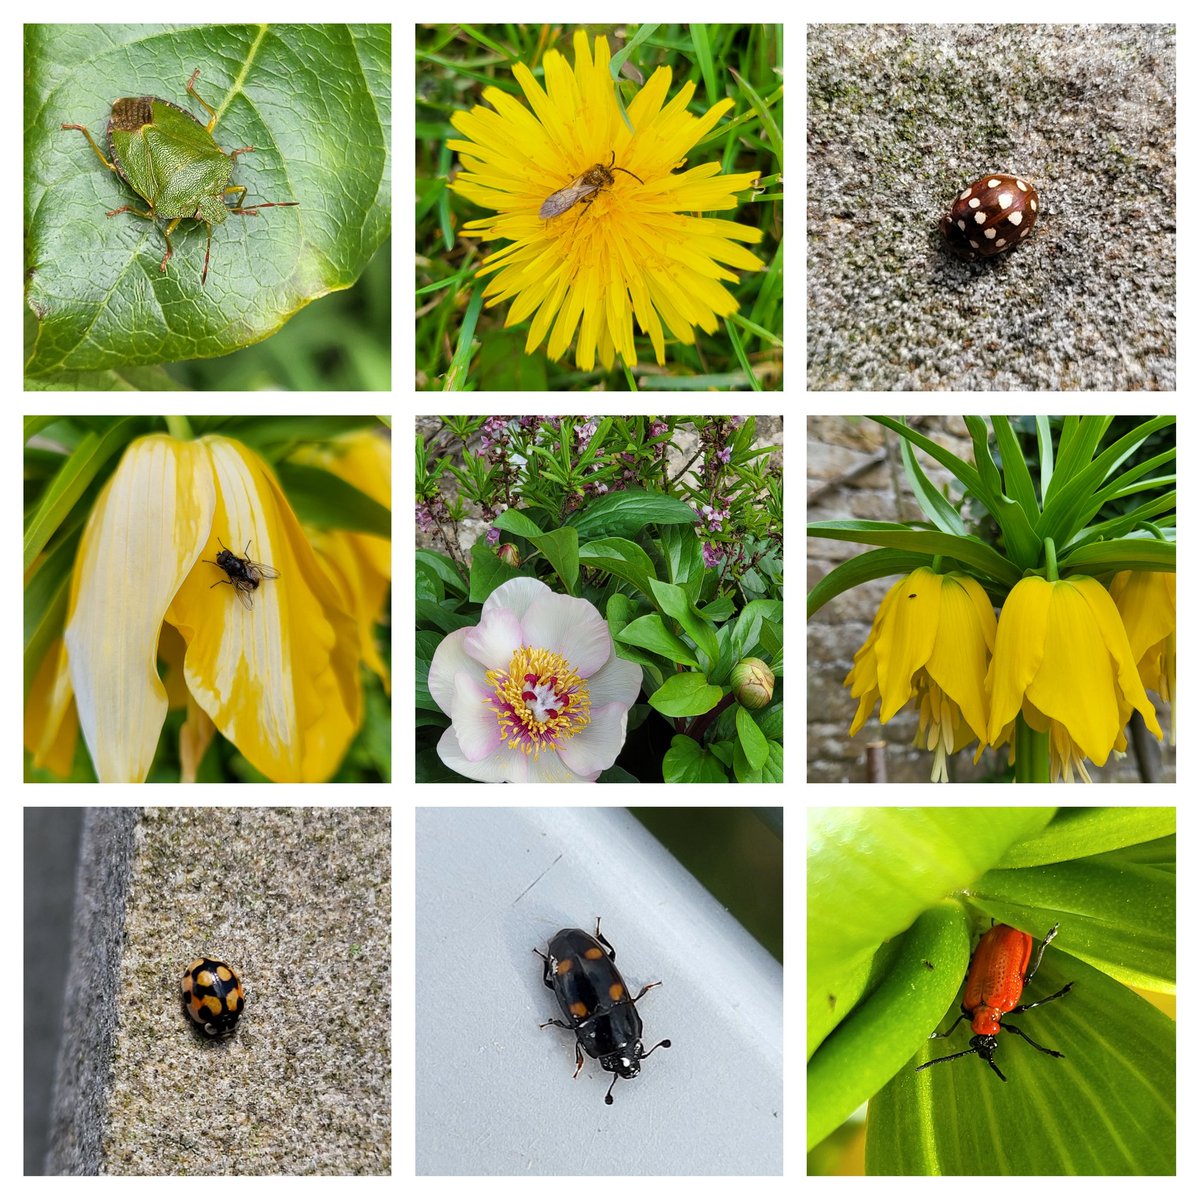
[48,807,391,1176]
[807,24,1176,391]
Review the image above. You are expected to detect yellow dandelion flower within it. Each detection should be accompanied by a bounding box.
[448,32,764,372]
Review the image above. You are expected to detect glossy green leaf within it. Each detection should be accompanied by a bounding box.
[647,578,719,668]
[616,613,700,668]
[578,537,658,598]
[662,735,729,782]
[567,487,697,538]
[807,521,1022,586]
[649,672,722,717]
[25,24,391,378]
[735,706,769,769]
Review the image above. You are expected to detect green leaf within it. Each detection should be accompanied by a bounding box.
[1058,537,1175,574]
[869,416,984,500]
[735,707,769,769]
[415,599,475,634]
[415,549,468,597]
[807,521,1022,586]
[647,578,720,668]
[730,598,783,658]
[649,672,723,717]
[991,415,1041,521]
[26,25,391,378]
[567,487,697,539]
[578,537,659,598]
[806,549,933,618]
[597,764,640,783]
[897,433,965,535]
[662,735,729,782]
[492,508,544,538]
[415,630,445,712]
[658,523,704,602]
[468,538,526,603]
[528,526,579,593]
[733,737,783,783]
[616,614,701,668]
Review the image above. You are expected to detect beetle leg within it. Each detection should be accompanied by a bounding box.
[537,1017,573,1031]
[998,1020,1065,1059]
[531,946,556,988]
[61,124,116,172]
[572,1043,584,1078]
[631,979,663,1003]
[594,917,616,961]
[1008,980,1074,1018]
[1025,923,1060,984]
[927,1010,971,1040]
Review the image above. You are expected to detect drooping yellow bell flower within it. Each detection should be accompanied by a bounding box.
[986,575,1162,779]
[845,567,996,781]
[1109,569,1175,744]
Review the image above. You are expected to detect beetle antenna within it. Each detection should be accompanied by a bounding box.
[604,1074,618,1105]
[642,1038,671,1059]
[916,1047,980,1072]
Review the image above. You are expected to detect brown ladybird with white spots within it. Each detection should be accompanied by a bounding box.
[940,174,1039,260]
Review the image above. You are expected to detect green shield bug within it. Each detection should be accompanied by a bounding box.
[61,69,299,284]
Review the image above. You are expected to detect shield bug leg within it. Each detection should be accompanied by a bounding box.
[185,68,219,131]
[61,123,116,172]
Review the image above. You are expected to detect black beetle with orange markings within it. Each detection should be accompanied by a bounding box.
[534,918,671,1104]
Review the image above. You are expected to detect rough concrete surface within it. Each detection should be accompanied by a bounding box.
[807,24,1176,391]
[47,807,390,1175]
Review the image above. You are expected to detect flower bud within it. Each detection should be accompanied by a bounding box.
[496,543,521,568]
[732,657,774,709]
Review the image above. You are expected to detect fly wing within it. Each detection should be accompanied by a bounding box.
[539,177,593,218]
[246,561,281,581]
[233,582,256,610]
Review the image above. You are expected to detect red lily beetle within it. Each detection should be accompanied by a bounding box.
[916,922,1074,1082]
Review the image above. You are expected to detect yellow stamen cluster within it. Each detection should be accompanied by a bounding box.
[486,646,590,756]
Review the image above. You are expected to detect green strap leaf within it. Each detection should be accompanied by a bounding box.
[897,434,965,535]
[1058,537,1175,574]
[807,521,1022,587]
[807,549,932,618]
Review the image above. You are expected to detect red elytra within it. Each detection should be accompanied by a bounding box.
[916,923,1074,1082]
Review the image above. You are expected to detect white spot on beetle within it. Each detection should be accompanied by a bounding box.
[969,240,980,249]
[1019,228,1030,237]
[987,178,1001,187]
[997,192,1013,207]
[1030,199,1038,211]
[1008,211,1023,225]
[1016,179,1029,191]
[960,187,973,200]
[957,219,966,231]
[996,238,1007,246]
[974,211,987,224]
[984,228,997,239]
[968,197,981,209]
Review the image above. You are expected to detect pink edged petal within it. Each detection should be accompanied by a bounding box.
[428,628,487,715]
[525,750,598,783]
[585,653,643,707]
[463,605,523,671]
[436,726,519,783]
[447,671,504,761]
[521,592,614,677]
[481,577,550,622]
[554,701,629,777]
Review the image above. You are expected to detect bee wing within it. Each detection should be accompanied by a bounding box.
[539,177,595,218]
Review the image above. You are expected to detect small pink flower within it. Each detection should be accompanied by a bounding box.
[427,578,642,782]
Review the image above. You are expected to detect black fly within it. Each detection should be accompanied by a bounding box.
[203,537,280,610]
